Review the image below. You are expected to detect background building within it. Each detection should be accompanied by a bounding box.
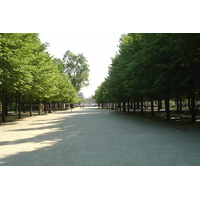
[77,92,96,107]
[78,92,85,100]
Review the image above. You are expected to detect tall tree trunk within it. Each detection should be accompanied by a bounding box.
[190,79,196,123]
[18,92,21,119]
[118,102,121,111]
[48,102,52,113]
[15,97,17,114]
[44,100,47,114]
[127,101,130,113]
[111,103,114,110]
[30,95,33,116]
[133,97,136,114]
[158,99,162,111]
[179,97,182,111]
[141,95,144,115]
[176,96,179,113]
[137,98,140,109]
[2,89,6,122]
[22,96,26,113]
[53,102,56,111]
[151,96,154,117]
[188,97,191,110]
[38,101,41,115]
[5,94,8,116]
[165,91,170,120]
[123,102,126,112]
[15,93,18,114]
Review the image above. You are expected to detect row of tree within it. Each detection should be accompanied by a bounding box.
[0,33,90,122]
[94,33,200,123]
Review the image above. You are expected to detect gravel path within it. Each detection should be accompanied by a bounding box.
[0,107,200,166]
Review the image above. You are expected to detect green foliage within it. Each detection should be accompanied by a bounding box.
[53,58,65,74]
[0,33,79,117]
[94,33,200,122]
[63,50,90,92]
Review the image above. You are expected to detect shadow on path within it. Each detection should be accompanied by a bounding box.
[0,108,200,166]
[0,109,107,166]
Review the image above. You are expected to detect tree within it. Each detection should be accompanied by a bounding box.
[0,33,36,121]
[95,33,200,122]
[0,33,79,121]
[63,50,90,92]
[53,58,65,74]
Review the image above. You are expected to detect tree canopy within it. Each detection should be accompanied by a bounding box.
[63,50,90,92]
[94,33,200,122]
[0,33,80,122]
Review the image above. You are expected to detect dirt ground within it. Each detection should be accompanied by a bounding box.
[0,107,200,166]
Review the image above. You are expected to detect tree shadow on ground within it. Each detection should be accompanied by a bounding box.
[0,108,200,166]
[0,109,104,166]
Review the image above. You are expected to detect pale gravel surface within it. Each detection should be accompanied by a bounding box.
[0,107,200,166]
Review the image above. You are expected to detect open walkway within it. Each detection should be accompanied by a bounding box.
[0,107,200,166]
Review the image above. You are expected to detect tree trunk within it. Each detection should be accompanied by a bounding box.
[127,101,130,113]
[2,89,6,122]
[123,102,126,112]
[188,97,191,110]
[38,101,41,115]
[180,97,182,111]
[118,102,121,111]
[157,100,160,112]
[137,98,140,109]
[158,99,162,111]
[141,95,144,115]
[22,96,26,113]
[133,97,136,114]
[48,102,52,113]
[18,92,21,119]
[151,96,154,117]
[130,101,133,111]
[15,94,18,114]
[5,94,8,116]
[44,100,47,114]
[190,80,196,123]
[111,103,114,110]
[53,102,56,111]
[176,96,179,113]
[30,95,33,116]
[165,91,170,120]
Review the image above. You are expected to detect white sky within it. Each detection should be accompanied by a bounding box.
[2,1,199,99]
[39,33,122,98]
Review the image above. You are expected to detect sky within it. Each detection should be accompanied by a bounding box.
[39,33,122,98]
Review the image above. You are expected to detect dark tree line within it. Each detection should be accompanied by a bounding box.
[94,33,200,123]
